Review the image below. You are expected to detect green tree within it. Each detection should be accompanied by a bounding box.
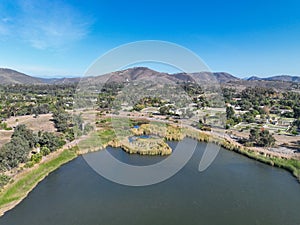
[40,146,51,156]
[159,105,171,115]
[226,106,235,119]
[31,153,42,163]
[249,128,275,147]
[38,132,65,152]
[249,128,260,143]
[52,108,71,133]
[12,124,38,148]
[293,106,300,118]
[257,130,275,147]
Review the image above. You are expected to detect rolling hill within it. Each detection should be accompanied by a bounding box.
[0,68,44,85]
[79,67,240,84]
[1,67,299,87]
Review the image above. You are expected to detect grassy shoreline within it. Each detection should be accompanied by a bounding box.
[220,139,300,182]
[0,148,77,216]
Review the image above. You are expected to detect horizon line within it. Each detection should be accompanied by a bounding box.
[1,66,300,79]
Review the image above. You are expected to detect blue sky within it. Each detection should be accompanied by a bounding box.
[0,0,300,78]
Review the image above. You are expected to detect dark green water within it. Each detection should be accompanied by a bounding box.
[1,140,300,225]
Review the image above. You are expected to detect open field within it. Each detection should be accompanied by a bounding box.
[5,114,55,133]
[0,131,13,149]
[0,114,55,149]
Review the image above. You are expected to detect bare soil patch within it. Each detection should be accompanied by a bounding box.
[5,114,55,133]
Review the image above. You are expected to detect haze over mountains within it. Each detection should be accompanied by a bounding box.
[247,75,300,83]
[0,67,299,85]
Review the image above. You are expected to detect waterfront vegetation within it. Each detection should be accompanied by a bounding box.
[110,137,172,155]
[221,140,300,181]
[0,148,77,213]
[79,117,300,181]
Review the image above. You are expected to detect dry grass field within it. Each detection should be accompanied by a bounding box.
[5,114,55,133]
[0,130,13,148]
[0,114,55,148]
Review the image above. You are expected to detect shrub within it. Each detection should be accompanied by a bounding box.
[245,142,254,147]
[40,147,51,156]
[84,123,94,134]
[0,174,10,189]
[31,153,42,164]
[25,161,35,168]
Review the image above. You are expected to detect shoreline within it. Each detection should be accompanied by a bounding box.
[0,118,299,217]
[0,149,77,217]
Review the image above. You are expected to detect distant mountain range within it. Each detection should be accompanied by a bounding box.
[40,77,81,85]
[246,75,300,82]
[0,67,299,85]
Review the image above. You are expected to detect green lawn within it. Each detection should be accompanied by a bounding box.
[78,129,117,151]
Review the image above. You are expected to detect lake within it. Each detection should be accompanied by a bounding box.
[1,140,300,225]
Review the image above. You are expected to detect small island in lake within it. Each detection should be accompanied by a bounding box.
[109,136,172,155]
[107,124,173,155]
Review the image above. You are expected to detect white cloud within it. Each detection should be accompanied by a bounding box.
[1,0,92,50]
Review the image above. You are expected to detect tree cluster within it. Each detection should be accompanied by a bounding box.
[248,128,275,147]
[52,107,93,141]
[0,125,65,171]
